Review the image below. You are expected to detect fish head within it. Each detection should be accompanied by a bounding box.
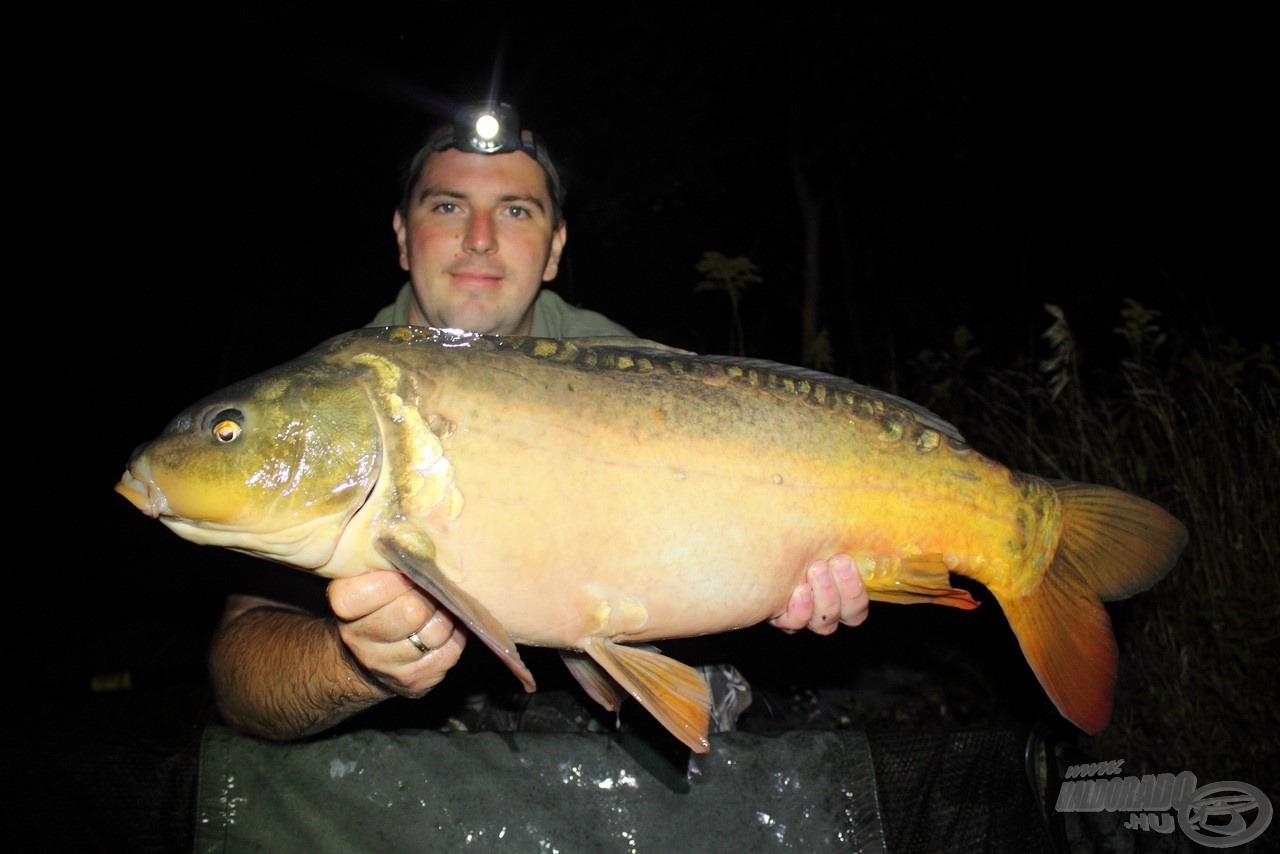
[116,354,382,570]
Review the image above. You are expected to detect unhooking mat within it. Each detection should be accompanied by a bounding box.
[194,726,887,852]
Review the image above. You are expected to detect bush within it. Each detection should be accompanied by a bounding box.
[904,300,1279,794]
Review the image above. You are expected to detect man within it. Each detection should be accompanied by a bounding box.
[208,105,869,741]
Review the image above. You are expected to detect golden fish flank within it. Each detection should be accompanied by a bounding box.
[115,326,1187,754]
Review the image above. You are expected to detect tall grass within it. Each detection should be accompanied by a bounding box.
[906,301,1279,795]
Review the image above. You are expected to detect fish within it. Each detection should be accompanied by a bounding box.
[115,326,1187,753]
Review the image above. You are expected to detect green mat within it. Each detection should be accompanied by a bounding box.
[195,727,886,852]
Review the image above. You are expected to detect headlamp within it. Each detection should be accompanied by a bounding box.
[411,101,565,220]
[452,102,526,155]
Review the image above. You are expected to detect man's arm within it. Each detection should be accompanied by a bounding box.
[208,573,465,740]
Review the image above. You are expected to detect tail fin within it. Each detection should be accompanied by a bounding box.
[998,482,1187,734]
[1050,482,1188,601]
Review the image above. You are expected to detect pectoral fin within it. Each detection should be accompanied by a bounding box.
[578,637,711,754]
[376,536,536,693]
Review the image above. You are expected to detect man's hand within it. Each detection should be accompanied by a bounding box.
[769,554,869,635]
[327,570,467,698]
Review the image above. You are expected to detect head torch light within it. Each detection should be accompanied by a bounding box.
[418,101,564,217]
[453,102,525,154]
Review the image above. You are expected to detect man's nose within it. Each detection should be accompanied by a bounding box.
[463,213,496,254]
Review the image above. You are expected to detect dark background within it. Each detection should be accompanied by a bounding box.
[33,4,1271,714]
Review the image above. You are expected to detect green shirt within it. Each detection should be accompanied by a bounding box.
[366,284,634,338]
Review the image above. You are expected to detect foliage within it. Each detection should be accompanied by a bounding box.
[900,301,1279,795]
[693,251,761,356]
[806,327,836,373]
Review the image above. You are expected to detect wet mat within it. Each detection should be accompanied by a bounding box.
[195,726,886,852]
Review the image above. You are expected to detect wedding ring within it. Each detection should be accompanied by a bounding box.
[407,632,429,655]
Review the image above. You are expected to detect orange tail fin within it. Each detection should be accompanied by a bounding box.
[997,482,1187,734]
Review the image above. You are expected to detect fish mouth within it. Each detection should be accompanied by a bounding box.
[115,466,169,519]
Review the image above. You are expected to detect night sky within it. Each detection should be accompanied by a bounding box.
[43,5,1272,694]
[97,5,1270,375]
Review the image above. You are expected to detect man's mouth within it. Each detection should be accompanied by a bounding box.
[449,267,504,287]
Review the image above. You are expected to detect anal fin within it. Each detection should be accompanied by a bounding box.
[866,554,980,609]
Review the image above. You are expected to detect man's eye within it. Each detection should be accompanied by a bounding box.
[506,205,530,218]
[434,202,460,214]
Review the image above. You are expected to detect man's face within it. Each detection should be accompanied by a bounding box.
[393,147,566,336]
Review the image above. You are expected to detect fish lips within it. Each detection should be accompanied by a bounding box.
[116,461,168,519]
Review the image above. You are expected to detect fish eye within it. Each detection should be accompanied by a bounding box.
[210,409,244,444]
